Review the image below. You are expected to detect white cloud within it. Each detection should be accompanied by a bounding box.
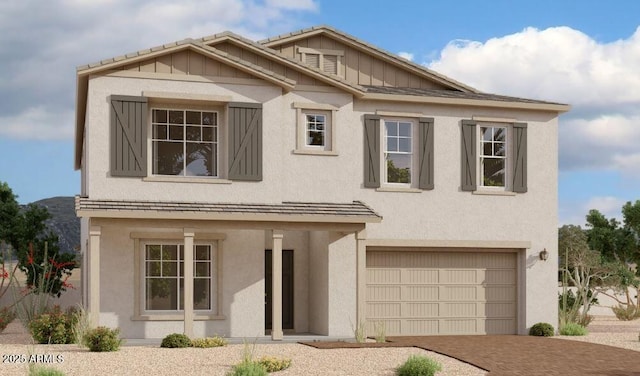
[428,26,640,179]
[0,0,317,141]
[398,51,414,61]
[0,107,74,140]
[584,196,625,216]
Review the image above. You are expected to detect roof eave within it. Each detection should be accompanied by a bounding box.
[361,93,571,113]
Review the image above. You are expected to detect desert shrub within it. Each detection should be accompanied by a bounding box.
[559,322,588,336]
[374,321,386,343]
[191,336,227,348]
[612,304,640,321]
[29,306,78,344]
[529,322,555,337]
[160,333,192,348]
[82,326,122,352]
[29,366,66,376]
[257,356,291,372]
[396,355,442,376]
[0,307,16,332]
[227,361,267,376]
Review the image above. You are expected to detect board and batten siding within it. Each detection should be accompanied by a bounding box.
[366,250,517,336]
[272,35,450,89]
[123,50,251,79]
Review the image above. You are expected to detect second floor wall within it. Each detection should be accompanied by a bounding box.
[81,74,559,240]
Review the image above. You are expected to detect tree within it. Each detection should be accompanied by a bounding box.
[558,225,617,326]
[0,182,75,298]
[586,203,640,311]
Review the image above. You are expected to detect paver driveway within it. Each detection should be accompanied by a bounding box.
[303,335,640,375]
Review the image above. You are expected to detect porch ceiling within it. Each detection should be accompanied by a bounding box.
[75,196,382,224]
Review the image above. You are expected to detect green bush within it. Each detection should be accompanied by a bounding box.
[257,356,291,372]
[160,333,192,348]
[559,322,588,336]
[529,322,555,337]
[227,361,267,376]
[191,336,227,348]
[612,304,640,321]
[29,306,78,344]
[0,307,16,332]
[82,326,123,352]
[29,366,66,376]
[396,355,442,376]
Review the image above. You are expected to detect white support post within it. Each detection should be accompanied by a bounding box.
[88,226,101,326]
[183,229,195,338]
[271,230,284,340]
[356,229,367,325]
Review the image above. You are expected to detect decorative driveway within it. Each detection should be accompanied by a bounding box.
[303,335,640,375]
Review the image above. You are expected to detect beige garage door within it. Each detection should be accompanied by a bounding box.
[366,250,517,335]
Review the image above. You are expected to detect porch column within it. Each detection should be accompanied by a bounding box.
[183,229,195,338]
[356,229,367,324]
[271,230,284,340]
[88,226,101,326]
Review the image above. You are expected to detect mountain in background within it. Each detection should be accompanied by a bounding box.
[31,196,80,255]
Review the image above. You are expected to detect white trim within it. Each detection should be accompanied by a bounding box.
[143,91,232,103]
[472,116,517,123]
[366,239,531,249]
[477,124,510,191]
[472,190,517,196]
[293,149,338,156]
[376,110,425,118]
[375,187,422,193]
[143,176,232,184]
[381,118,415,188]
[292,102,338,111]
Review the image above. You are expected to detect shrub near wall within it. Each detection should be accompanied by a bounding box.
[29,306,78,344]
[82,326,123,352]
[529,323,555,337]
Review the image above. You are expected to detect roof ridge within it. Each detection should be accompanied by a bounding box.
[259,25,481,94]
[202,30,365,94]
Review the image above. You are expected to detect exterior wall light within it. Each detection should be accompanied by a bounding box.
[539,248,549,261]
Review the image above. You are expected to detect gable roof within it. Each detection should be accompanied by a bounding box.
[198,31,366,96]
[259,25,480,94]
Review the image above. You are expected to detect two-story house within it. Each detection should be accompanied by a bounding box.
[74,25,569,340]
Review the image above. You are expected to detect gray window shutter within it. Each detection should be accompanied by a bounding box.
[512,122,528,193]
[228,102,262,181]
[363,114,381,188]
[110,95,147,177]
[418,117,435,190]
[461,120,476,191]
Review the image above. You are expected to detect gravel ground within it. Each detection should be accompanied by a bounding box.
[1,317,638,376]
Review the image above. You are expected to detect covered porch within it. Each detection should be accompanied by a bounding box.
[76,197,381,340]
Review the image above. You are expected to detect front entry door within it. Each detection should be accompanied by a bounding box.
[265,249,294,330]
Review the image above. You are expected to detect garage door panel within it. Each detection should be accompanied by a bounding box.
[441,269,478,284]
[484,270,516,284]
[404,285,439,301]
[482,302,516,317]
[405,302,439,317]
[367,302,401,317]
[404,269,439,284]
[442,285,477,300]
[442,302,477,317]
[485,319,516,334]
[442,319,478,334]
[366,319,401,335]
[367,268,401,284]
[484,286,516,301]
[405,319,439,335]
[366,250,517,336]
[367,285,401,301]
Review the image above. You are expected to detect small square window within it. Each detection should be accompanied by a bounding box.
[294,105,336,155]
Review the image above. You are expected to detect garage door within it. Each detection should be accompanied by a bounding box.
[366,250,517,335]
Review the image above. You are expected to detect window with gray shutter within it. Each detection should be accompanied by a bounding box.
[228,102,262,181]
[461,120,477,191]
[512,122,528,192]
[363,114,381,188]
[418,117,435,190]
[110,95,147,177]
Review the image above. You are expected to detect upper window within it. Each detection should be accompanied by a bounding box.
[144,243,214,312]
[151,109,218,177]
[293,103,337,155]
[479,126,507,188]
[383,120,413,185]
[305,114,326,147]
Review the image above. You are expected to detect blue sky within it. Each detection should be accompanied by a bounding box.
[1,0,639,226]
